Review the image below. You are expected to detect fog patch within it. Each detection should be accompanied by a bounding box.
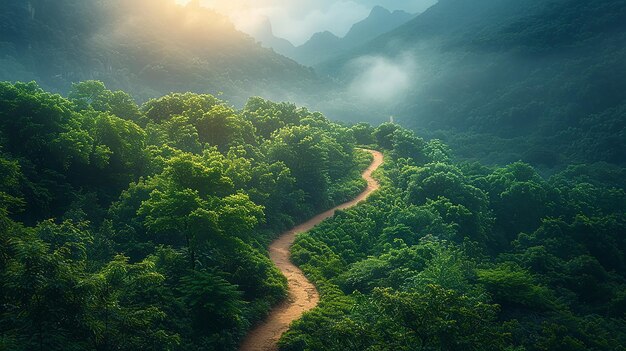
[232,2,370,45]
[348,52,417,105]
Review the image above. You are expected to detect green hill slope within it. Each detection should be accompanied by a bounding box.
[319,0,626,166]
[0,0,323,105]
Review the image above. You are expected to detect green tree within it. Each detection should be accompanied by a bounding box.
[138,187,213,268]
[141,93,220,124]
[69,81,142,122]
[373,122,400,150]
[477,263,556,310]
[195,105,255,151]
[350,122,375,145]
[83,255,178,351]
[180,270,247,348]
[93,113,146,176]
[266,125,330,210]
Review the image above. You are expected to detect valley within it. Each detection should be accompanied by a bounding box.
[240,149,383,351]
[0,1,625,350]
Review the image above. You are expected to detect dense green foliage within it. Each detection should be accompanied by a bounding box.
[1,1,625,349]
[3,0,624,170]
[0,81,368,350]
[281,122,626,350]
[0,79,624,350]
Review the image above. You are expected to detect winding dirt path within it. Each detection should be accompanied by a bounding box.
[239,149,384,351]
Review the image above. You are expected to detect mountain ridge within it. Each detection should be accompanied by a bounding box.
[0,0,324,105]
[315,0,626,166]
[254,5,415,67]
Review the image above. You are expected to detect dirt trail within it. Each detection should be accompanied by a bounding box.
[239,149,384,351]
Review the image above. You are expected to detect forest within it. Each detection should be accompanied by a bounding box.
[3,0,624,169]
[0,81,624,350]
[0,81,370,350]
[1,1,625,350]
[283,122,626,350]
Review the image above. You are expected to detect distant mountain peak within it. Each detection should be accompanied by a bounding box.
[371,5,392,16]
[256,5,414,67]
[256,16,274,36]
[339,5,414,47]
[309,31,341,42]
[251,16,296,57]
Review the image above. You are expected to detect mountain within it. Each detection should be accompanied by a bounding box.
[0,0,323,105]
[253,17,297,58]
[276,6,414,67]
[342,6,414,49]
[320,0,626,166]
[292,31,344,67]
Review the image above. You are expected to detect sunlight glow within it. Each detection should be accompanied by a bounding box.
[173,0,371,45]
[173,0,437,45]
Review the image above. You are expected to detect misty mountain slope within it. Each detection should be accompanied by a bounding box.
[0,0,323,105]
[319,0,626,166]
[0,0,103,84]
[342,6,414,46]
[316,0,547,73]
[292,32,343,67]
[286,6,414,67]
[254,18,298,58]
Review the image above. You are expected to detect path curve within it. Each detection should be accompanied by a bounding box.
[239,149,384,351]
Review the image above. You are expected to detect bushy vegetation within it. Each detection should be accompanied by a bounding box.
[0,81,624,351]
[1,1,625,350]
[280,122,626,350]
[0,81,368,351]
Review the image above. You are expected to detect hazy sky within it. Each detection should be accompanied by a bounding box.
[177,0,437,45]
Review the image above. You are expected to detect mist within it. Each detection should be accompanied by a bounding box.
[185,0,438,45]
[347,52,417,105]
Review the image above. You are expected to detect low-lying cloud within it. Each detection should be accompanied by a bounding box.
[348,53,417,105]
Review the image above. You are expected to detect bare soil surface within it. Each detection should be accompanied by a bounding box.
[239,149,384,351]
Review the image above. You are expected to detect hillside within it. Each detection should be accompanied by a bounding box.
[295,6,413,67]
[281,121,626,351]
[319,0,626,166]
[341,6,414,50]
[2,82,623,351]
[0,0,322,105]
[253,18,298,58]
[292,32,344,67]
[1,2,626,351]
[0,80,372,350]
